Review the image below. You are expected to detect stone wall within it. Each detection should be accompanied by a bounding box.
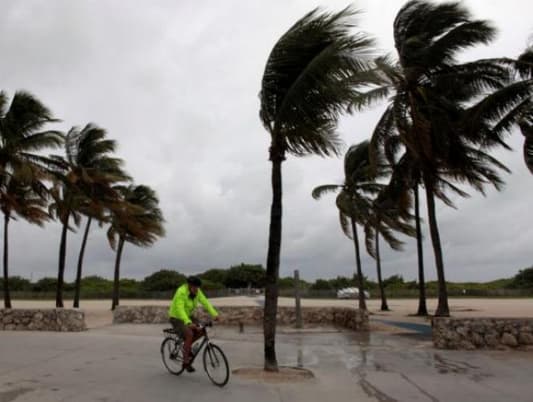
[113,305,368,331]
[433,317,533,350]
[0,309,86,332]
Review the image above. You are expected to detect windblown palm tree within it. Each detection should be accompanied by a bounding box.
[313,141,385,311]
[259,6,378,371]
[363,190,415,312]
[106,184,164,310]
[49,124,127,307]
[372,1,532,316]
[0,91,63,308]
[69,124,130,308]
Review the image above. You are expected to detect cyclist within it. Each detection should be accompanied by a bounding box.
[168,276,219,372]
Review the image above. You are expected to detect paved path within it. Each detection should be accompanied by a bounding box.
[1,324,532,402]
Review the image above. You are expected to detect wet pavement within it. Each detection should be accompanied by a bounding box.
[0,324,532,402]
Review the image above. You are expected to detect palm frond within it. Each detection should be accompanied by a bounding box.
[311,184,342,200]
[260,6,377,158]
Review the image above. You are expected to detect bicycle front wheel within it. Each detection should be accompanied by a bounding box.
[161,337,185,375]
[203,343,229,387]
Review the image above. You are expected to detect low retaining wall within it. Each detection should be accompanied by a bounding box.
[433,317,533,350]
[0,309,86,332]
[113,305,368,331]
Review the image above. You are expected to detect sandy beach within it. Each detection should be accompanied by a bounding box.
[8,296,533,328]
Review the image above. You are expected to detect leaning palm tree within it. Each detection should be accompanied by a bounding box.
[69,124,130,308]
[48,178,83,308]
[372,1,532,316]
[259,7,378,371]
[313,141,384,311]
[369,57,430,315]
[106,184,164,310]
[0,90,63,307]
[48,124,127,307]
[2,174,50,308]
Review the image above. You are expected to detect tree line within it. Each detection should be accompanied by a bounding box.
[2,264,532,297]
[0,95,165,310]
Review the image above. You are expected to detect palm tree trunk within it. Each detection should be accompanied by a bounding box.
[375,231,388,311]
[111,237,125,311]
[56,214,70,308]
[414,184,428,316]
[350,217,366,310]
[3,213,11,309]
[264,155,283,372]
[423,178,449,316]
[73,217,92,308]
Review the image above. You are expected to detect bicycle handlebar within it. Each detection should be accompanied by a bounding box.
[197,320,213,329]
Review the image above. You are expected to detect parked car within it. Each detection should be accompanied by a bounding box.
[337,287,370,299]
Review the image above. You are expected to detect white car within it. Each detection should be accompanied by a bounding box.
[337,287,370,299]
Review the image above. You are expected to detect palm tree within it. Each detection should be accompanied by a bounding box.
[372,1,532,316]
[106,184,164,310]
[70,124,130,308]
[2,175,50,308]
[259,7,378,371]
[49,124,127,307]
[363,190,415,312]
[48,176,83,308]
[313,141,384,311]
[0,91,63,308]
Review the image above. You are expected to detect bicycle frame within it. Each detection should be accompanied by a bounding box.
[189,324,212,363]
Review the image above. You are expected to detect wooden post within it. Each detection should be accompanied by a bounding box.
[294,269,302,329]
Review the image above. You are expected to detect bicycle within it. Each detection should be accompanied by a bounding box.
[160,321,230,387]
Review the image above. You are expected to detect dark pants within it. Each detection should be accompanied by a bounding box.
[169,317,203,365]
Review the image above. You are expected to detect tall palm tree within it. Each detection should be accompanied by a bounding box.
[70,124,130,308]
[372,1,532,316]
[2,175,50,308]
[48,176,83,308]
[49,124,127,307]
[259,7,378,371]
[0,91,63,308]
[313,141,384,311]
[106,184,164,310]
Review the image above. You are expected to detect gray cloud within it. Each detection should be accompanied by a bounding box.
[1,0,532,284]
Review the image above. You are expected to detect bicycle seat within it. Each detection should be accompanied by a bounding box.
[163,328,178,334]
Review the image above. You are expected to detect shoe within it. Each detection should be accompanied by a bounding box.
[182,363,196,373]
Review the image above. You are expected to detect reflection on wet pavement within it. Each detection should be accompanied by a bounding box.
[226,326,532,402]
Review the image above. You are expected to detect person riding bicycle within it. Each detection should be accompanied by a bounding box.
[168,276,218,372]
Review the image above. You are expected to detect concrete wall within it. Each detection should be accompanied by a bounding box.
[433,317,533,350]
[0,309,86,332]
[113,305,369,331]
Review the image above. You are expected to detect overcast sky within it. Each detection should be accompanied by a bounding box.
[1,0,532,283]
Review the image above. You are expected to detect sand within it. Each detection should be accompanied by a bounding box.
[7,296,533,328]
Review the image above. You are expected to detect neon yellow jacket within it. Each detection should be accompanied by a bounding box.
[168,284,218,325]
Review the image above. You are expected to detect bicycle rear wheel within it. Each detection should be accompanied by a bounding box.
[161,337,185,375]
[203,343,229,387]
